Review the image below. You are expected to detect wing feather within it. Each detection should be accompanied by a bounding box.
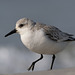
[33,22,74,42]
[43,25,74,42]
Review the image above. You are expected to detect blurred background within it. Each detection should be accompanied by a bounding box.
[0,0,75,74]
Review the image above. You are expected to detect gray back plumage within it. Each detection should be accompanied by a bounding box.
[43,25,74,42]
[33,22,75,42]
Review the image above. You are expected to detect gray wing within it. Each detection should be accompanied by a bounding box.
[43,25,75,42]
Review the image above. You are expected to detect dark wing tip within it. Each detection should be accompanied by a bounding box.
[64,37,75,41]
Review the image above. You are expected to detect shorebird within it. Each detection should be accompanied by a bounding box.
[5,18,75,71]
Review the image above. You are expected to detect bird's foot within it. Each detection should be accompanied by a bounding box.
[28,62,35,71]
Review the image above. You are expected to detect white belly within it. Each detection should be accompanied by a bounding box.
[21,29,68,55]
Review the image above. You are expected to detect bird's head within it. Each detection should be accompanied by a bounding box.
[5,18,35,37]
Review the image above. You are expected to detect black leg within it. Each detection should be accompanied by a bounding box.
[28,54,43,71]
[50,54,55,70]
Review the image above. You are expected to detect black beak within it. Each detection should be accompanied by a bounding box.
[5,29,17,37]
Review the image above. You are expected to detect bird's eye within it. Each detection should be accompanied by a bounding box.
[19,24,24,28]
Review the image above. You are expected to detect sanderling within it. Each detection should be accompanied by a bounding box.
[5,18,75,71]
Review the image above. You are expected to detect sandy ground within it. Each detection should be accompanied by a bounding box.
[2,68,75,75]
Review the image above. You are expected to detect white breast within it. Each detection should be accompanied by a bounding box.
[21,28,68,55]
